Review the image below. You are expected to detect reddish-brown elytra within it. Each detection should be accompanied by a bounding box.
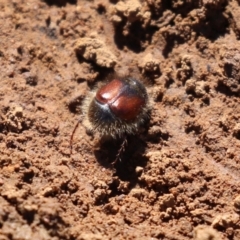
[86,77,149,137]
[95,79,122,105]
[95,78,146,122]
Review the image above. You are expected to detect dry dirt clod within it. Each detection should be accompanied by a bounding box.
[193,225,220,240]
[74,37,117,68]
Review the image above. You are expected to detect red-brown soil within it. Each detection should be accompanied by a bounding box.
[0,0,240,239]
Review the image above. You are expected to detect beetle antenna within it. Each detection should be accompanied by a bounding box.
[70,120,81,155]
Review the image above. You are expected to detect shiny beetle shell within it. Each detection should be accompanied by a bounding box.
[82,77,149,138]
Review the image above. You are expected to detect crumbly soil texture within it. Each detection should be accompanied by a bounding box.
[1,0,240,239]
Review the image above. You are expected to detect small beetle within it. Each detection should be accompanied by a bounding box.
[70,76,150,162]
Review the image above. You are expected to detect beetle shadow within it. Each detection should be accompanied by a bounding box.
[94,135,148,181]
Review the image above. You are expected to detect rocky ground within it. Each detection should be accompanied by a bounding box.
[0,0,240,239]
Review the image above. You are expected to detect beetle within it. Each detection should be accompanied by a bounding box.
[70,76,150,163]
